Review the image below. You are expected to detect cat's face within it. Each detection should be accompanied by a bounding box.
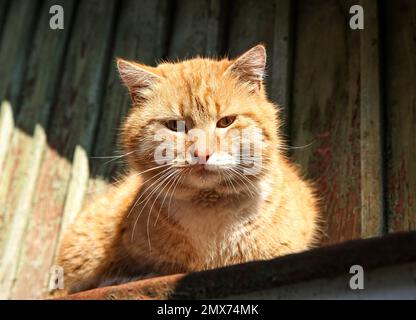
[118,45,280,191]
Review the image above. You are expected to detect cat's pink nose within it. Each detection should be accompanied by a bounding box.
[193,148,211,163]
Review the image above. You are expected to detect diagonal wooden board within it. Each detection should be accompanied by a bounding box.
[10,0,117,299]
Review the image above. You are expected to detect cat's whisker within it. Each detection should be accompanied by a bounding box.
[127,166,173,219]
[145,169,179,251]
[94,151,136,166]
[148,170,180,228]
[154,170,182,227]
[280,140,316,151]
[131,168,175,241]
[228,167,258,198]
[223,170,238,193]
[130,163,173,178]
[132,168,175,210]
[167,169,189,218]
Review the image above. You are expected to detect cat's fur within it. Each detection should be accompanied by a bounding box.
[56,45,319,294]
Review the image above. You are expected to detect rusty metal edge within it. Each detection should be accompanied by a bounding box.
[60,231,416,300]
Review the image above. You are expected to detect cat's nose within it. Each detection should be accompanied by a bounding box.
[193,148,212,163]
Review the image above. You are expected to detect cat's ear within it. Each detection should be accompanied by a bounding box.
[116,58,161,103]
[225,44,266,91]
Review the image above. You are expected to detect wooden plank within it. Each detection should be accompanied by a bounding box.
[0,0,76,300]
[0,0,40,176]
[60,0,171,244]
[0,0,9,41]
[359,0,384,238]
[269,0,294,138]
[0,101,13,191]
[84,0,171,205]
[385,0,416,232]
[0,0,39,109]
[10,0,117,299]
[291,0,362,245]
[227,0,276,93]
[168,0,225,58]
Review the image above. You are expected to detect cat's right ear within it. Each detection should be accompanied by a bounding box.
[116,58,161,103]
[224,45,266,92]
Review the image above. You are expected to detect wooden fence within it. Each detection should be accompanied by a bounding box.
[0,0,415,299]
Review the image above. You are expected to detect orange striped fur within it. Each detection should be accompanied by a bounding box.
[56,45,319,295]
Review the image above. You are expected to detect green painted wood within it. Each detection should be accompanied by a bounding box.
[10,0,117,299]
[0,1,77,300]
[0,0,9,41]
[0,0,39,109]
[0,0,39,180]
[385,0,416,232]
[168,0,225,58]
[90,0,170,185]
[291,0,362,245]
[227,0,276,95]
[269,0,293,139]
[359,0,384,238]
[61,0,171,244]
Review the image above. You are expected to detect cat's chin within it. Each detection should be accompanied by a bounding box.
[185,167,223,189]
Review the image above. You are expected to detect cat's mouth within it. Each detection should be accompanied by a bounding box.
[186,164,223,188]
[191,164,219,176]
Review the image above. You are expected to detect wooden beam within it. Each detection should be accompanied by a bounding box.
[0,0,39,176]
[0,0,39,109]
[291,0,362,245]
[270,0,294,139]
[86,0,171,198]
[0,0,9,41]
[384,0,416,232]
[168,0,225,58]
[359,0,384,238]
[227,0,275,72]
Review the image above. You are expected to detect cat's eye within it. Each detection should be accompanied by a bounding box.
[217,116,236,128]
[164,120,188,132]
[165,120,178,131]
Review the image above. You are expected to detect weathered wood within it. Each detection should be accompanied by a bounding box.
[89,0,170,186]
[0,0,49,299]
[0,0,9,41]
[0,0,39,177]
[0,0,76,299]
[168,0,225,58]
[0,0,75,258]
[291,0,362,245]
[385,0,416,232]
[10,0,117,299]
[0,0,39,109]
[62,0,171,243]
[270,0,293,139]
[227,0,275,90]
[359,0,384,238]
[0,101,13,195]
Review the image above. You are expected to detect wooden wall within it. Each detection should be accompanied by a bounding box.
[0,0,415,299]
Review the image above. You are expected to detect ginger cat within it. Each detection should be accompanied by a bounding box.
[56,45,319,294]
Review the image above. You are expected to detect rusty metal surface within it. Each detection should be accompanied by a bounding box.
[62,231,416,300]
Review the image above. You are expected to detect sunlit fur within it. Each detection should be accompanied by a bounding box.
[56,45,319,295]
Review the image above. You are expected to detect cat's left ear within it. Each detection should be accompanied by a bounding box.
[116,58,161,103]
[225,44,266,91]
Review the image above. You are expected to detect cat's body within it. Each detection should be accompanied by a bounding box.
[56,45,319,294]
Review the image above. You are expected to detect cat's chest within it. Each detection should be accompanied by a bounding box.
[167,198,260,260]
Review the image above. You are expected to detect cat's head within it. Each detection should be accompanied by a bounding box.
[117,45,281,191]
